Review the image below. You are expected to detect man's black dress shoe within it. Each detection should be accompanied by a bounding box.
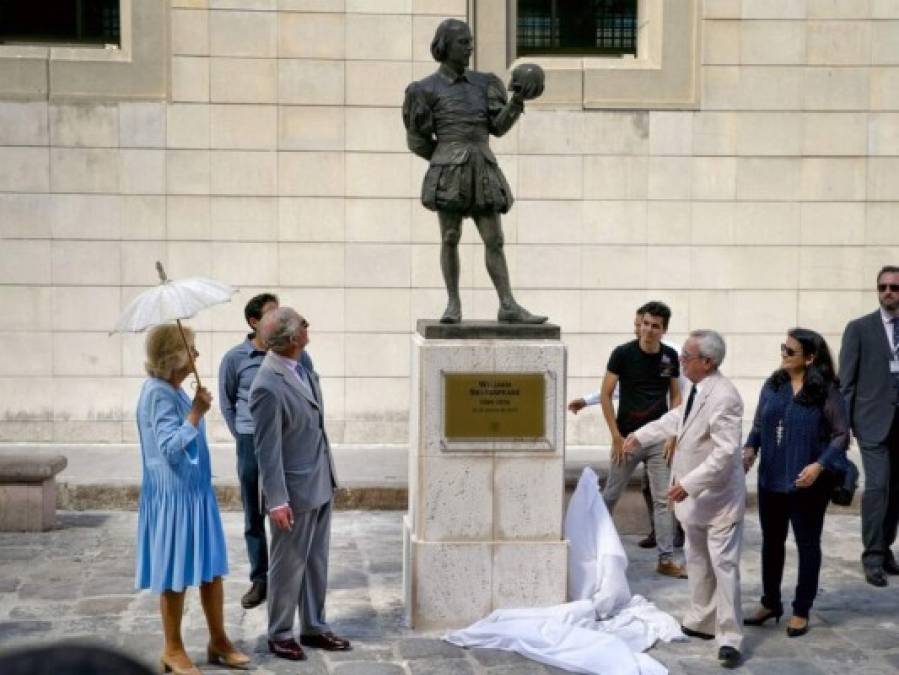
[268,638,306,661]
[865,568,888,587]
[681,625,715,640]
[241,580,266,609]
[883,558,899,575]
[300,632,352,651]
[718,646,741,668]
[637,532,656,549]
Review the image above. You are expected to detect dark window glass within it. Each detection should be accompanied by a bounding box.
[517,0,637,56]
[0,1,120,46]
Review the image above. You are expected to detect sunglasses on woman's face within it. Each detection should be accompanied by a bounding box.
[780,344,799,357]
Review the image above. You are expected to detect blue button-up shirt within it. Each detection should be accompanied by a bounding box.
[218,335,314,436]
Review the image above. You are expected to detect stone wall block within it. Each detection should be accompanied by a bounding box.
[167,104,211,149]
[209,9,277,57]
[584,156,647,199]
[345,332,409,376]
[278,197,345,240]
[172,57,211,103]
[0,194,51,238]
[278,242,345,286]
[410,541,492,629]
[172,8,210,56]
[799,246,866,289]
[50,148,118,193]
[702,19,740,64]
[649,111,693,155]
[740,20,806,64]
[492,542,568,610]
[165,150,211,195]
[493,457,563,540]
[278,59,344,104]
[802,67,870,110]
[278,106,345,151]
[279,12,345,58]
[736,158,801,200]
[800,157,867,201]
[49,104,118,147]
[0,101,48,145]
[52,240,120,285]
[868,113,899,155]
[210,150,277,195]
[867,157,899,199]
[0,148,49,193]
[689,290,798,333]
[867,203,899,244]
[581,245,647,289]
[0,241,50,285]
[415,454,493,540]
[210,57,277,103]
[345,152,412,198]
[807,20,871,65]
[212,242,279,284]
[345,107,415,153]
[346,61,411,106]
[345,14,412,61]
[733,202,801,245]
[345,243,410,287]
[346,198,411,242]
[691,156,737,200]
[210,196,278,240]
[119,102,165,148]
[278,151,345,196]
[693,111,738,155]
[52,287,120,331]
[648,156,692,199]
[119,149,166,195]
[800,203,865,245]
[167,195,211,239]
[345,288,410,331]
[802,112,867,155]
[871,21,899,63]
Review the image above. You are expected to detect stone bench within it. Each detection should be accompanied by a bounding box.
[0,454,67,531]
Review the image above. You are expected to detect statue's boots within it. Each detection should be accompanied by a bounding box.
[440,300,462,324]
[497,303,547,324]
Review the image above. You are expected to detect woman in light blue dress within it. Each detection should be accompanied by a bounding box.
[135,323,249,674]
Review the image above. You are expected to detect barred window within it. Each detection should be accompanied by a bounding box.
[517,0,637,56]
[0,0,120,46]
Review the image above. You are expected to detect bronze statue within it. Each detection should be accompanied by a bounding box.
[403,19,547,325]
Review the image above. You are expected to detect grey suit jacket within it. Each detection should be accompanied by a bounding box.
[634,371,745,527]
[840,309,895,445]
[249,351,337,513]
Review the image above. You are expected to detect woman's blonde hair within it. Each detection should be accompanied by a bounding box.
[145,323,194,380]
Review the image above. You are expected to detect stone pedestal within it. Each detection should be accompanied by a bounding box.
[0,454,67,531]
[403,321,568,630]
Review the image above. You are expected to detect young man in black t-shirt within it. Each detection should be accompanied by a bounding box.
[599,301,686,578]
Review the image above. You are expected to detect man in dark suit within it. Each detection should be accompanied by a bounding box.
[250,307,350,660]
[840,265,899,587]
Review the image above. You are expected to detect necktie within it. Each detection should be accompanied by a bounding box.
[295,362,317,401]
[893,317,899,357]
[683,384,697,422]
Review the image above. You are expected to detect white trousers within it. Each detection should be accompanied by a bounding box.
[682,519,744,650]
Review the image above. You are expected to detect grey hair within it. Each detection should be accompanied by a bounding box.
[689,329,726,368]
[259,307,301,353]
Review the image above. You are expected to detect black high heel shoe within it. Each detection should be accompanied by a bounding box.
[786,617,809,637]
[743,606,783,626]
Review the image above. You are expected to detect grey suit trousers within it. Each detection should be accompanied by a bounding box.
[268,500,332,641]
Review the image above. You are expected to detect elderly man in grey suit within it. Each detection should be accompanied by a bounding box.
[250,307,351,661]
[840,265,899,587]
[624,329,745,669]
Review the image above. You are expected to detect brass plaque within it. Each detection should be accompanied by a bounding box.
[444,372,545,439]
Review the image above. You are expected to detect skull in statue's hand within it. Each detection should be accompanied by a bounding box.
[509,63,545,101]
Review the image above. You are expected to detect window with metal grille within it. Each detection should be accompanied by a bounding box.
[0,0,120,46]
[517,0,637,56]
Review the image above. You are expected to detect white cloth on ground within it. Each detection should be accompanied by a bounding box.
[444,467,684,675]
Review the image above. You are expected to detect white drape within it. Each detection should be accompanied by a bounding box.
[444,467,685,675]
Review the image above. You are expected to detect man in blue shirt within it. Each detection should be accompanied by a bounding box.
[219,293,314,608]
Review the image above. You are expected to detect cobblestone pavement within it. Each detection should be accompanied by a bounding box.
[0,510,897,674]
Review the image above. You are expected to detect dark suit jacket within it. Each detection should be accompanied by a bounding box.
[839,310,895,445]
[249,351,337,512]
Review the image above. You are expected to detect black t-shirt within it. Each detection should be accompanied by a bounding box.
[607,339,680,436]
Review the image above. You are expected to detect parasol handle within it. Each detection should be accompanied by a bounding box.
[156,261,168,283]
[176,319,202,390]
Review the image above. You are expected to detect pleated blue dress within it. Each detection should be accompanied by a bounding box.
[135,378,228,593]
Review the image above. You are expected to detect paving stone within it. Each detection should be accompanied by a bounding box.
[471,647,534,667]
[17,583,80,601]
[407,656,477,675]
[747,659,827,675]
[398,637,468,659]
[74,596,134,616]
[332,662,405,675]
[0,578,20,592]
[0,620,53,641]
[842,628,899,651]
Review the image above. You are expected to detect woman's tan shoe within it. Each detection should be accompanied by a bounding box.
[159,655,200,675]
[207,644,251,670]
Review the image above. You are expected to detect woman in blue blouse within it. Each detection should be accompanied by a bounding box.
[741,328,849,638]
[136,324,249,674]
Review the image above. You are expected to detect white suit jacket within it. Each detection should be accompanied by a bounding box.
[634,371,745,527]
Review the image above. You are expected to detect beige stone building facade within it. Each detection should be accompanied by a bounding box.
[0,0,897,450]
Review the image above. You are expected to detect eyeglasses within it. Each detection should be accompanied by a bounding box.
[299,318,309,328]
[878,283,899,292]
[780,344,798,357]
[680,351,702,362]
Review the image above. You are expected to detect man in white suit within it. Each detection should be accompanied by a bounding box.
[623,329,745,669]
